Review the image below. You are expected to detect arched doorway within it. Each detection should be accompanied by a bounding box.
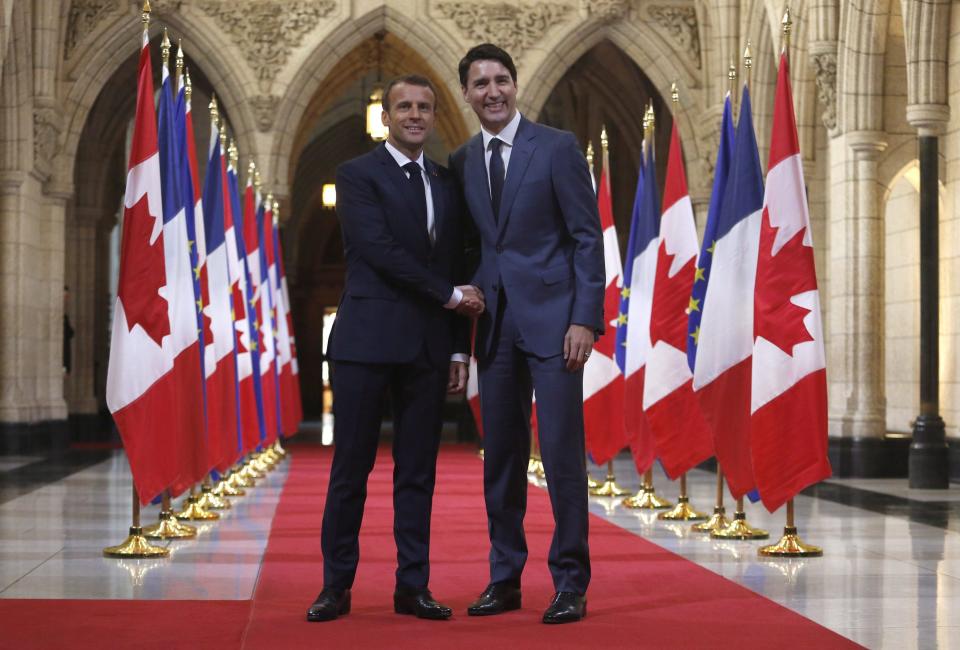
[537,41,672,254]
[284,32,470,418]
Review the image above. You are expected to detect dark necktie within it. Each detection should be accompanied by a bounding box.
[489,138,504,223]
[402,162,429,241]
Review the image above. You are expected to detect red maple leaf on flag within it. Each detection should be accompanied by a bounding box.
[117,194,168,346]
[650,241,697,350]
[754,206,817,355]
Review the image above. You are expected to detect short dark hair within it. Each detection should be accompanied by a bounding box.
[382,74,437,111]
[458,43,517,86]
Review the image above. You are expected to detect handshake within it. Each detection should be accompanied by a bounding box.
[454,285,485,318]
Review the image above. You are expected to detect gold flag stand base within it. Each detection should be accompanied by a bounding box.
[198,485,231,510]
[589,460,629,497]
[143,510,196,539]
[622,485,673,509]
[527,455,545,477]
[691,506,731,533]
[240,462,265,482]
[229,468,255,489]
[176,495,220,521]
[250,455,271,474]
[214,476,245,497]
[758,527,823,557]
[587,475,600,490]
[711,510,768,540]
[104,526,170,558]
[658,496,708,521]
[273,441,287,458]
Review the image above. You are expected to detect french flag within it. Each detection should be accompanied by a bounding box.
[226,155,262,455]
[106,30,183,503]
[246,196,279,446]
[200,111,240,472]
[582,158,626,465]
[622,144,660,473]
[642,121,714,478]
[692,85,764,500]
[750,53,832,511]
[157,47,208,495]
[271,215,303,436]
[260,198,283,443]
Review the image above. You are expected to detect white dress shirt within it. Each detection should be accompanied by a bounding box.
[480,110,523,196]
[382,141,468,364]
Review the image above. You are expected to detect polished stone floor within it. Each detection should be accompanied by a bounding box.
[1,442,958,649]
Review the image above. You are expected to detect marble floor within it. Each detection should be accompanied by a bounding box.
[0,442,958,649]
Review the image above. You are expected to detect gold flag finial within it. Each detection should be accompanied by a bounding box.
[728,62,737,82]
[585,141,594,170]
[266,193,275,212]
[247,160,256,185]
[184,68,192,101]
[273,199,280,225]
[209,94,219,126]
[671,82,679,105]
[600,125,608,152]
[229,139,239,167]
[219,124,227,153]
[161,28,170,66]
[142,1,151,29]
[782,7,793,55]
[254,169,262,192]
[648,104,656,129]
[743,40,753,70]
[176,39,184,76]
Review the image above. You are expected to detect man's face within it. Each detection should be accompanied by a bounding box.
[462,59,517,133]
[382,82,436,153]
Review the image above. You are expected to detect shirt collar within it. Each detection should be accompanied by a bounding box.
[384,141,425,172]
[481,111,522,150]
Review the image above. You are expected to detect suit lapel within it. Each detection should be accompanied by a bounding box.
[377,144,430,250]
[497,118,536,238]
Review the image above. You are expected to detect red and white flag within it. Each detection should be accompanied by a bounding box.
[583,161,626,465]
[751,53,832,511]
[275,233,303,435]
[643,123,714,478]
[106,29,180,503]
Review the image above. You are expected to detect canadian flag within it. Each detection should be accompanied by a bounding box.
[106,29,189,503]
[582,159,626,465]
[643,122,714,478]
[750,53,832,511]
[274,228,303,436]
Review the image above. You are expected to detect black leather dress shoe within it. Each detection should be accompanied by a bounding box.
[466,583,522,616]
[394,589,452,620]
[306,588,351,622]
[542,591,586,624]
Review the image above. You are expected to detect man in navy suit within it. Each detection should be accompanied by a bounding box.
[308,75,484,623]
[449,44,605,624]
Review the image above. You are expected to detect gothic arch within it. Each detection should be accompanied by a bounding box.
[267,6,469,196]
[59,8,255,185]
[522,19,703,183]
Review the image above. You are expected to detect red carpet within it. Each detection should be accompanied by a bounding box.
[0,444,859,649]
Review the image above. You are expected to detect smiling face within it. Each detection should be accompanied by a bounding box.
[382,82,436,159]
[461,59,518,134]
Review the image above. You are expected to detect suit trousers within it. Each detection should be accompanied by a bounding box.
[321,348,447,591]
[478,294,591,594]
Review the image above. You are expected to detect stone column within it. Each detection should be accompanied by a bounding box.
[829,131,887,442]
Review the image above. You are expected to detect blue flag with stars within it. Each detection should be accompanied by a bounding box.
[615,148,647,373]
[687,93,736,372]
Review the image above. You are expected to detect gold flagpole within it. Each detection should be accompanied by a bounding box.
[691,468,731,532]
[758,7,822,559]
[588,126,629,498]
[582,140,600,491]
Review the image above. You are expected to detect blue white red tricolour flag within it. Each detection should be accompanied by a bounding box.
[272,215,302,436]
[692,85,764,500]
[750,53,831,511]
[622,143,660,473]
[200,109,240,472]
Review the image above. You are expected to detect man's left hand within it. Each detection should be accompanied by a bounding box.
[563,324,594,371]
[447,361,468,394]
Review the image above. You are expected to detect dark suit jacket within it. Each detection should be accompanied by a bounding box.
[327,144,469,366]
[449,117,605,360]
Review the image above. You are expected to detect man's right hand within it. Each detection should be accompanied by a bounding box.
[455,285,485,317]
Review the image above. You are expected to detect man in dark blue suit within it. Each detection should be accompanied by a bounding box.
[449,44,605,624]
[308,75,484,623]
